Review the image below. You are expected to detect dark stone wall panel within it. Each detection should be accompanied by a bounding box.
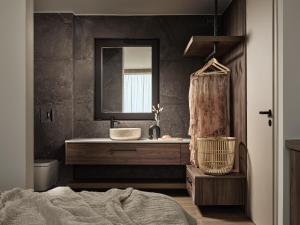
[159,104,190,138]
[34,59,73,104]
[34,103,73,159]
[73,120,154,139]
[73,16,214,138]
[34,13,74,164]
[34,13,74,60]
[160,60,200,105]
[74,16,214,61]
[73,59,94,100]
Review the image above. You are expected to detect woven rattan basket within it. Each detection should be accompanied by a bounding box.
[197,137,236,175]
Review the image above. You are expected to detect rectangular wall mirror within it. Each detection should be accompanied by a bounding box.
[95,39,159,120]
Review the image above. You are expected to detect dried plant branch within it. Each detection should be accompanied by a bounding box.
[152,104,164,126]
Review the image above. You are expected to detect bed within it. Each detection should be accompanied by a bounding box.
[0,187,196,225]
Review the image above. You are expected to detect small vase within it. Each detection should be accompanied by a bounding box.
[149,123,161,140]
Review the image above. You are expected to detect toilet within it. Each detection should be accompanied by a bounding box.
[34,159,58,192]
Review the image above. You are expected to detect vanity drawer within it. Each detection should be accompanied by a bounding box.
[66,143,181,165]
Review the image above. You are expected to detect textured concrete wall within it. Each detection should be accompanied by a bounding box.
[34,13,74,162]
[73,16,214,139]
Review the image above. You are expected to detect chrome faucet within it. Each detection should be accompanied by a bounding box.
[110,117,120,128]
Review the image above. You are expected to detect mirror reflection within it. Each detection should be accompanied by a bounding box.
[102,47,152,113]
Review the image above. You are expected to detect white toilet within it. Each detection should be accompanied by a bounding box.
[34,160,58,192]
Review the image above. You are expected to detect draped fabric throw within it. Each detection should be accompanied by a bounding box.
[188,74,230,166]
[0,187,197,225]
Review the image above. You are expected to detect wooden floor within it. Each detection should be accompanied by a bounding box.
[174,197,254,225]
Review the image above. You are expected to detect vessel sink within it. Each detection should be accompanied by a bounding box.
[109,128,142,140]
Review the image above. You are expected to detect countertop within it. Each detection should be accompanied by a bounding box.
[65,138,191,144]
[286,139,300,152]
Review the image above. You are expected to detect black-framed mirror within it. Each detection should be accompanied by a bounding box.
[95,39,159,120]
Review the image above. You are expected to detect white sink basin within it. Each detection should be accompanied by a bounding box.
[109,128,142,140]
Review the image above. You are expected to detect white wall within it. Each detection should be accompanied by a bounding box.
[281,0,300,224]
[123,47,152,69]
[247,0,274,224]
[283,0,300,139]
[247,0,300,224]
[0,0,34,191]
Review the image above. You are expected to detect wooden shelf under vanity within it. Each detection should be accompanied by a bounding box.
[184,36,244,58]
[69,179,186,190]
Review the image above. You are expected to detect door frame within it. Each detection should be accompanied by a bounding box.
[273,0,284,224]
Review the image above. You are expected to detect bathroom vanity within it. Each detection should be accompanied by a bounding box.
[65,138,190,189]
[66,139,190,165]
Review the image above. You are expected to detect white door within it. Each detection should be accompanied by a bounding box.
[247,0,274,224]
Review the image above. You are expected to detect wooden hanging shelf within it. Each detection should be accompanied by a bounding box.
[184,36,244,58]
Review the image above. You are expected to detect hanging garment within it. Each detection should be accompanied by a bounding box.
[188,60,230,166]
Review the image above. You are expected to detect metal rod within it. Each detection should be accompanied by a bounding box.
[214,0,218,36]
[205,47,216,62]
[205,0,218,62]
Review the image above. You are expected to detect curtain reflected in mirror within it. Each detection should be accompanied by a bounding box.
[123,70,152,113]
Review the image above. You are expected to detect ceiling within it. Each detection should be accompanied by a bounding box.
[34,0,232,15]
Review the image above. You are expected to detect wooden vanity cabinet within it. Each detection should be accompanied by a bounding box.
[66,143,190,165]
[65,142,190,190]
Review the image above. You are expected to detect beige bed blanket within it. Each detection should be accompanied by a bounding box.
[0,187,196,225]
